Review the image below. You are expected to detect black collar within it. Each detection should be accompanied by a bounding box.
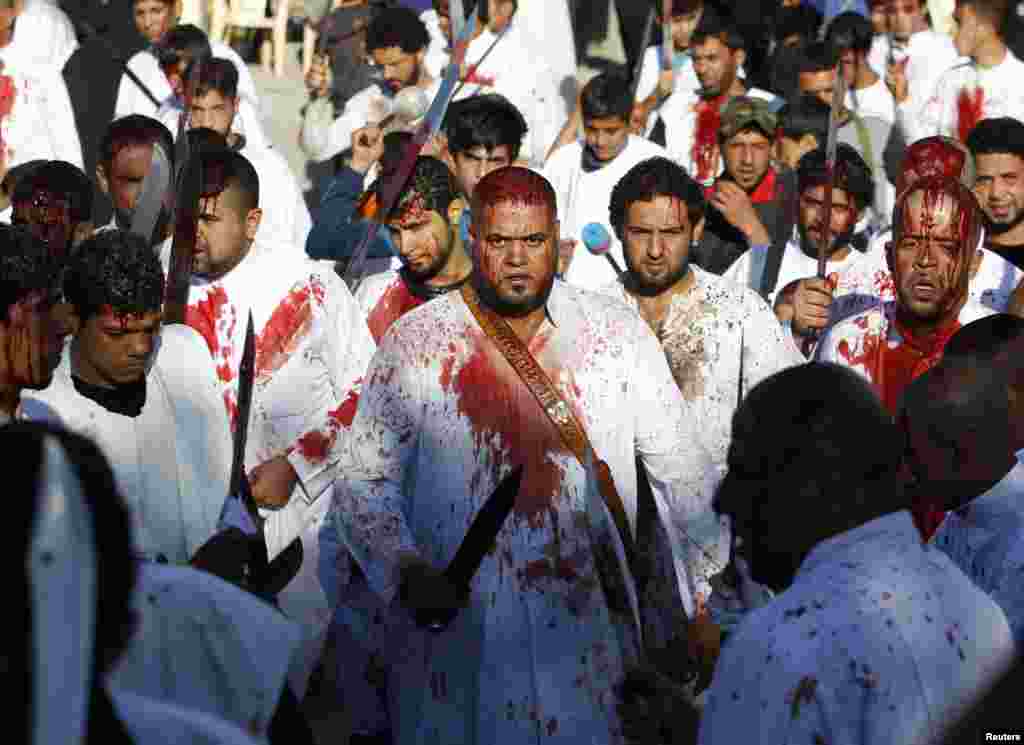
[400,268,471,301]
[72,376,147,418]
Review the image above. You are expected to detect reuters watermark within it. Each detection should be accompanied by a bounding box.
[986,734,1023,742]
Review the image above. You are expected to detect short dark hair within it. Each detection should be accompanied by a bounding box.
[776,4,823,43]
[797,143,874,210]
[366,6,430,55]
[966,117,1024,160]
[798,40,839,74]
[386,156,460,221]
[663,0,703,17]
[63,229,165,322]
[444,94,528,163]
[0,225,58,322]
[12,161,94,223]
[959,0,1011,35]
[100,115,175,170]
[156,23,213,69]
[690,7,746,51]
[184,56,239,100]
[2,160,46,199]
[826,11,873,53]
[944,313,1024,363]
[777,94,830,144]
[609,157,705,241]
[198,149,260,214]
[580,72,632,123]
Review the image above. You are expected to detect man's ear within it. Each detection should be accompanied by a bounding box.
[244,208,262,240]
[734,48,746,70]
[95,164,110,196]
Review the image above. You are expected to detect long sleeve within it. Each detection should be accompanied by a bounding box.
[302,86,376,162]
[286,268,376,504]
[305,165,394,261]
[332,326,424,604]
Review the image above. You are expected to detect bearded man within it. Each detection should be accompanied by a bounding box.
[333,166,711,744]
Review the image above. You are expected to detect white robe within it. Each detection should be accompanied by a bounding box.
[505,0,576,101]
[334,281,713,744]
[724,232,895,326]
[452,27,568,168]
[0,43,83,169]
[21,324,232,564]
[899,49,1024,145]
[9,0,78,71]
[302,77,443,163]
[109,563,302,737]
[932,455,1024,648]
[184,250,376,695]
[543,135,668,291]
[868,29,960,131]
[699,511,1016,745]
[114,43,269,150]
[109,686,263,745]
[634,46,700,105]
[845,75,897,125]
[660,86,777,183]
[421,9,448,79]
[598,268,803,608]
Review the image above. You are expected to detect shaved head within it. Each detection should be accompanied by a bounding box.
[471,166,557,226]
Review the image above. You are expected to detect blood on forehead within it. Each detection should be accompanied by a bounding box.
[389,191,432,228]
[97,305,153,331]
[472,168,555,219]
[899,186,974,252]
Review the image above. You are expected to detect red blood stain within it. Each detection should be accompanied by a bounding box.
[330,387,360,428]
[223,390,238,431]
[899,140,967,192]
[451,333,579,522]
[439,355,456,392]
[463,65,496,87]
[255,285,315,382]
[366,278,423,343]
[186,286,237,383]
[519,552,584,589]
[296,386,362,464]
[956,87,984,144]
[692,96,724,185]
[474,168,555,213]
[297,429,331,461]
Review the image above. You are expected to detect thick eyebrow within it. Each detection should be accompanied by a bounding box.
[486,232,547,241]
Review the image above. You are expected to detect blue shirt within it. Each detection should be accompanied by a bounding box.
[305,166,395,262]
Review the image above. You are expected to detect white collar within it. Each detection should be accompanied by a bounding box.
[797,511,920,578]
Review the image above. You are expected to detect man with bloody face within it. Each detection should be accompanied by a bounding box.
[818,176,990,413]
[334,166,711,744]
[354,155,472,343]
[181,148,375,698]
[21,228,231,566]
[0,224,67,423]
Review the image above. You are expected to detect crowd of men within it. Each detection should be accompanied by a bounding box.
[7,0,1024,742]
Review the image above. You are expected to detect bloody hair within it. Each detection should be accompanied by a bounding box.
[608,157,705,241]
[892,176,984,267]
[0,225,58,323]
[385,155,460,221]
[12,160,94,223]
[900,136,975,192]
[471,167,556,223]
[99,115,176,170]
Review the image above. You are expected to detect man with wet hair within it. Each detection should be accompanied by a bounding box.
[11,160,94,261]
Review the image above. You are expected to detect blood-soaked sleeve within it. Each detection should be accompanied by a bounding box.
[287,268,377,504]
[331,325,423,604]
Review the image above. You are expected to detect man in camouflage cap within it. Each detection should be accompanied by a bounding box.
[695,96,799,277]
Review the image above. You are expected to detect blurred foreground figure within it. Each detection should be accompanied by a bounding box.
[700,363,1015,745]
[7,421,261,744]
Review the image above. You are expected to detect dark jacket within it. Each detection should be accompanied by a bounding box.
[693,166,798,283]
[305,165,395,263]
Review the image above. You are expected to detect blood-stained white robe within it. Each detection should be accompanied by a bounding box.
[21,324,231,564]
[932,455,1024,648]
[699,511,1016,745]
[184,249,375,695]
[0,44,83,169]
[333,281,713,745]
[599,268,803,609]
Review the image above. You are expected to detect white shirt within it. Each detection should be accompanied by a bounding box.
[502,1,576,99]
[543,135,668,290]
[9,0,78,71]
[109,686,262,745]
[420,8,448,79]
[109,563,301,737]
[900,49,1024,145]
[334,281,713,743]
[932,455,1024,647]
[115,43,269,149]
[0,44,83,169]
[634,46,700,105]
[302,77,442,163]
[724,232,895,324]
[452,27,568,167]
[869,29,961,128]
[846,75,897,125]
[185,250,375,696]
[700,511,1016,745]
[21,325,232,564]
[598,269,803,608]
